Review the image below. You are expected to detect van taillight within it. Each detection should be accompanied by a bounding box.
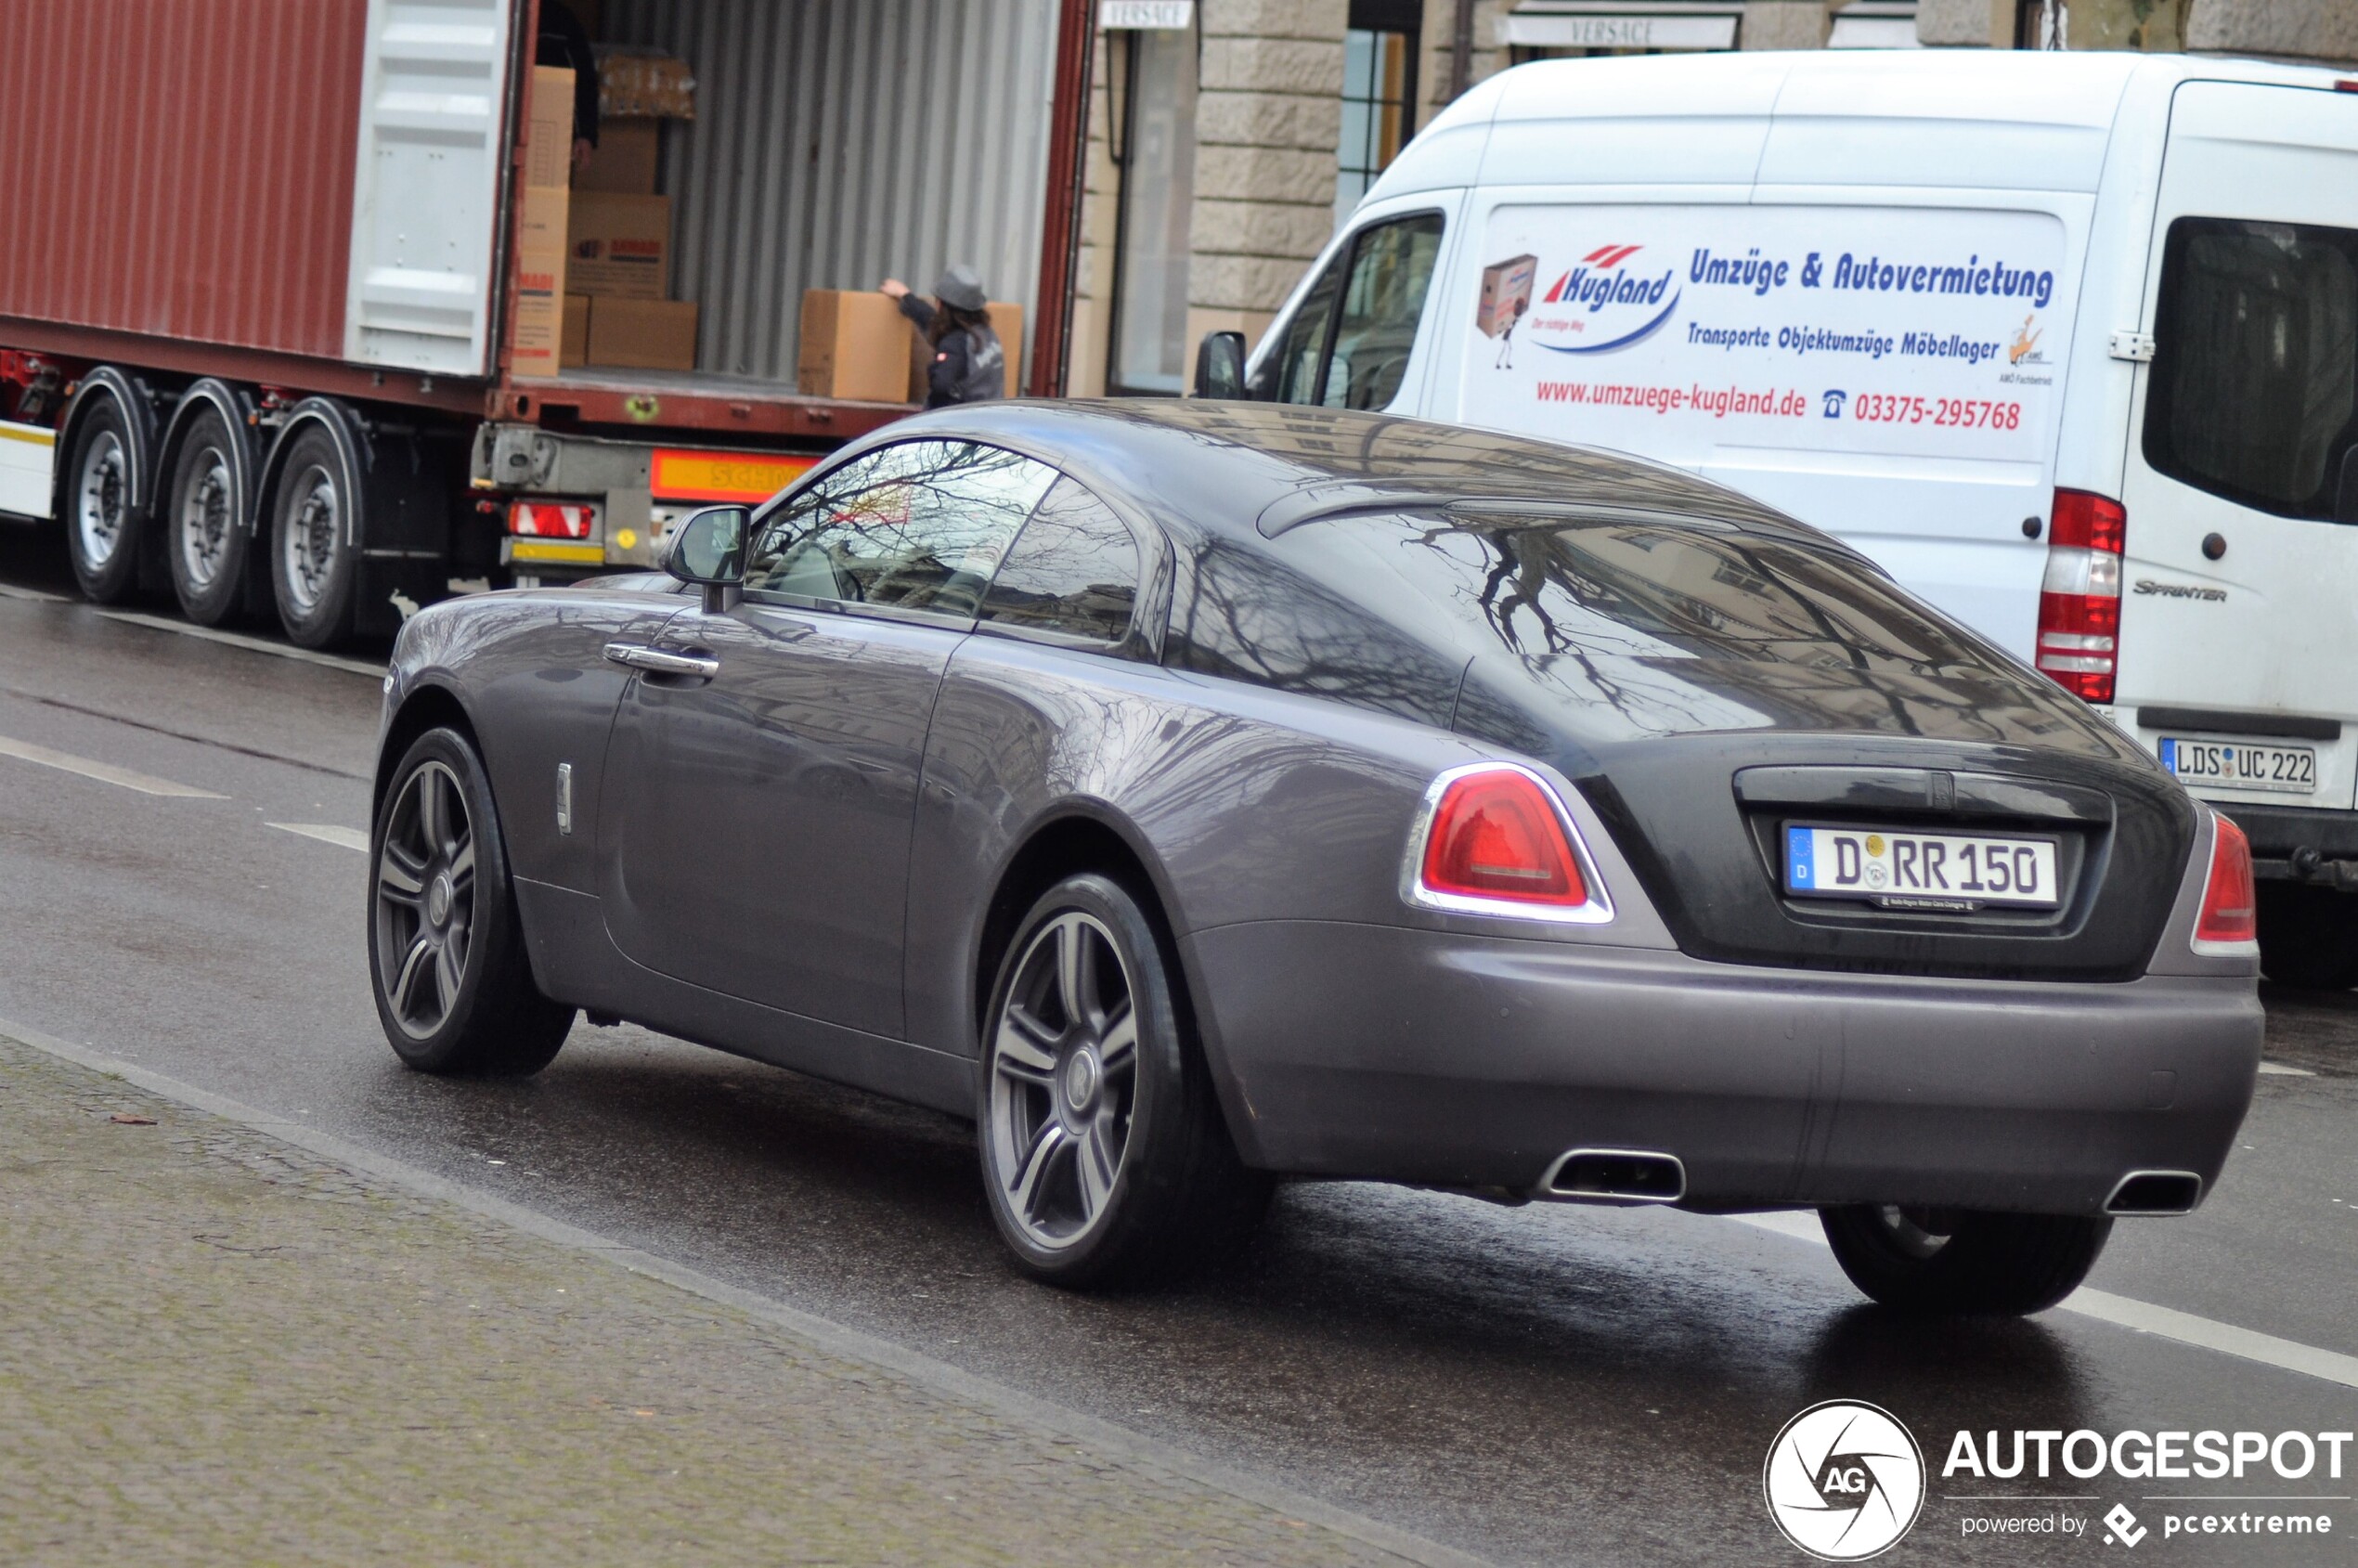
[2193,813,2258,955]
[2036,488,2125,704]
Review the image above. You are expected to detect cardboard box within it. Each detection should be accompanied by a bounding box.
[588,296,698,370]
[577,117,659,195]
[907,301,1024,401]
[525,66,577,189]
[561,293,591,367]
[798,290,920,402]
[1477,253,1537,339]
[511,184,573,380]
[567,191,670,298]
[597,49,696,120]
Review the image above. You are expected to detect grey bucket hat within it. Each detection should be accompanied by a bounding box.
[934,264,988,313]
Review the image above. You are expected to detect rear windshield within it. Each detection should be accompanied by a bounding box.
[2144,216,2358,521]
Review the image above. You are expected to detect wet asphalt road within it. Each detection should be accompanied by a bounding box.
[2,526,2352,1567]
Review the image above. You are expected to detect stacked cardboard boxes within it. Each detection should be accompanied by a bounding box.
[511,66,577,380]
[564,46,698,372]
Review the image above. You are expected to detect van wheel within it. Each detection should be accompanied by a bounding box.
[1820,1205,2110,1316]
[270,425,359,648]
[2256,883,2358,990]
[64,398,143,603]
[978,873,1271,1289]
[166,408,250,625]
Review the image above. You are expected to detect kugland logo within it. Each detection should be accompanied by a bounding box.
[1530,244,1680,354]
[1765,1401,1927,1561]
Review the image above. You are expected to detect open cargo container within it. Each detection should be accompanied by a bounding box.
[0,0,1092,645]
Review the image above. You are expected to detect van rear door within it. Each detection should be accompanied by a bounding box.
[2117,82,2358,816]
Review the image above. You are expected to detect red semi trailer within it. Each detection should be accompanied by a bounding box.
[0,0,1091,646]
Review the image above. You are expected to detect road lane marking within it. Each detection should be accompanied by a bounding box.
[267,823,369,851]
[91,609,387,677]
[0,581,71,603]
[0,1015,1494,1568]
[1730,1212,2358,1391]
[0,734,227,798]
[2258,1062,2315,1077]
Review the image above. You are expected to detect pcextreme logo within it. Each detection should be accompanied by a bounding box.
[1765,1401,1927,1562]
[1530,243,1680,354]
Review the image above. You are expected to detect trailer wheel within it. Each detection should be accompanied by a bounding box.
[270,425,359,648]
[166,407,250,626]
[64,398,143,603]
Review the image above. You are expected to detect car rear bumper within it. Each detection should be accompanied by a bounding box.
[1184,921,2261,1215]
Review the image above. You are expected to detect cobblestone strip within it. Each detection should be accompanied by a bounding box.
[0,1031,1436,1567]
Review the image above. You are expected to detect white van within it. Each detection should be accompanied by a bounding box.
[1199,49,2358,985]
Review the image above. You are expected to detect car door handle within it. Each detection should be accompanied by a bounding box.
[602,641,719,679]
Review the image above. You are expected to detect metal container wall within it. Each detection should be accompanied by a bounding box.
[0,0,369,362]
[602,0,1058,383]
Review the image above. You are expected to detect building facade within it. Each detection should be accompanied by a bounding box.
[1061,0,2358,398]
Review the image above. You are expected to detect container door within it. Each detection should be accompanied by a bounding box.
[343,0,517,375]
[2117,82,2358,814]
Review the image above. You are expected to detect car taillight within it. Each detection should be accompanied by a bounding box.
[2036,488,2125,704]
[1405,763,1610,923]
[2192,813,2258,955]
[509,500,595,539]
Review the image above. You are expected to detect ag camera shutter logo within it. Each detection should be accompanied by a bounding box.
[1764,1400,1926,1561]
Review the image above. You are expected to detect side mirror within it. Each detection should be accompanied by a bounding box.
[1193,330,1248,399]
[664,504,748,613]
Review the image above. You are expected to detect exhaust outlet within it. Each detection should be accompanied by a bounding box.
[1539,1147,1686,1204]
[2105,1171,2203,1216]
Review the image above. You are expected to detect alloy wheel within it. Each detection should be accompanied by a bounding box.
[76,430,128,567]
[373,760,476,1040]
[1872,1204,1957,1261]
[987,911,1140,1251]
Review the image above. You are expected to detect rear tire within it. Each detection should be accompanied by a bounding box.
[63,398,143,603]
[2256,882,2358,991]
[369,726,574,1076]
[978,873,1272,1289]
[166,408,251,626]
[1820,1205,2110,1316]
[270,424,359,648]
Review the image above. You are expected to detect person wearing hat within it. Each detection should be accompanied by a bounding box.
[879,266,1006,408]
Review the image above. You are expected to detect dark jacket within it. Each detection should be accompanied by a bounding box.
[897,294,1004,408]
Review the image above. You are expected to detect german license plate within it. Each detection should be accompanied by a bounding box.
[2157,736,2316,796]
[1783,825,2060,912]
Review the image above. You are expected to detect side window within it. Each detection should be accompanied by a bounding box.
[1319,212,1445,411]
[2144,216,2358,520]
[1263,212,1445,409]
[745,441,1057,617]
[979,478,1142,643]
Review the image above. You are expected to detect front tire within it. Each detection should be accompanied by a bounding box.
[270,425,359,648]
[2256,882,2358,991]
[978,873,1270,1289]
[1820,1205,2111,1316]
[166,408,251,626]
[64,398,143,603]
[369,726,574,1076]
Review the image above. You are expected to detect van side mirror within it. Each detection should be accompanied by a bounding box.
[1193,330,1248,399]
[664,504,749,613]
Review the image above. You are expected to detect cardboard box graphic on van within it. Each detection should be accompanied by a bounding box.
[1477,254,1537,339]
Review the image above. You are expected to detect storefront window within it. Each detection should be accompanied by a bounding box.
[1336,3,1419,220]
[1109,25,1198,395]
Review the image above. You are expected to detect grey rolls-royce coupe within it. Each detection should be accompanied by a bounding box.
[369,401,2262,1314]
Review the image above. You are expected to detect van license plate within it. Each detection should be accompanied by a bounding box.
[1783,825,2060,911]
[2158,736,2316,796]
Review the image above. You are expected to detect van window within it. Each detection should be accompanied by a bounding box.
[2144,217,2358,520]
[1263,211,1445,408]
